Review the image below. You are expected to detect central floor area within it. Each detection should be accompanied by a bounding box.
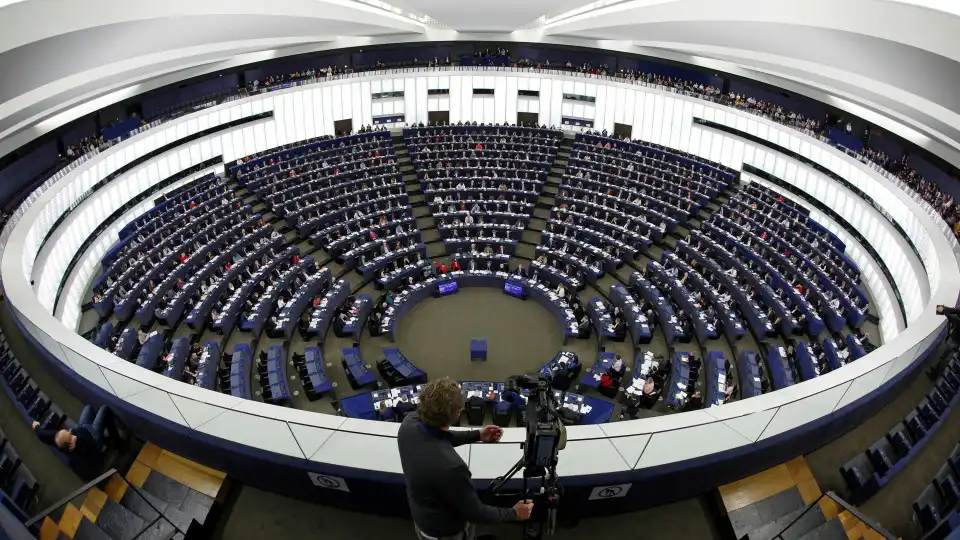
[393,288,583,383]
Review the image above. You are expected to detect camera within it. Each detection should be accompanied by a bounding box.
[487,373,566,538]
[510,374,566,476]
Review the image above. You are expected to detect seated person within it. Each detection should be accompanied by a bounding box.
[682,391,703,412]
[395,396,417,419]
[558,406,582,426]
[378,402,397,422]
[501,380,527,407]
[620,392,642,420]
[639,377,661,409]
[612,316,626,339]
[606,355,626,383]
[576,313,591,338]
[32,405,112,461]
[551,365,571,391]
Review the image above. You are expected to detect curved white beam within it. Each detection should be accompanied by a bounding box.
[545,0,960,65]
[0,0,425,55]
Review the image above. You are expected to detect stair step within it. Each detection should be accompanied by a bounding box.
[39,517,61,540]
[743,506,810,540]
[128,521,181,540]
[141,469,216,517]
[58,504,84,538]
[136,442,226,499]
[728,488,806,538]
[121,486,197,532]
[74,520,113,540]
[80,488,108,522]
[95,499,147,540]
[795,518,847,540]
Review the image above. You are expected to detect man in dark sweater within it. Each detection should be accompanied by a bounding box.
[32,404,110,462]
[399,378,533,540]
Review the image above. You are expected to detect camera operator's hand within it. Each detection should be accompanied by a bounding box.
[479,425,503,443]
[513,499,534,520]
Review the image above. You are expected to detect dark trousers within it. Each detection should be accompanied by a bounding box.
[77,405,111,447]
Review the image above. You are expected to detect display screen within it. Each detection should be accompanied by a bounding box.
[438,281,458,296]
[504,281,524,298]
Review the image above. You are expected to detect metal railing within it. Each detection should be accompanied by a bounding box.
[762,490,897,540]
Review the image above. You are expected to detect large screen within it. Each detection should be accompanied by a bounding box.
[504,281,524,298]
[437,280,458,296]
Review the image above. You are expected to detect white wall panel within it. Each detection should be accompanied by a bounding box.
[494,77,507,124]
[321,87,334,135]
[449,77,461,123]
[506,77,518,124]
[352,82,364,127]
[415,77,428,124]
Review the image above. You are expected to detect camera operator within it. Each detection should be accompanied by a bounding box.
[399,377,534,540]
[937,305,960,341]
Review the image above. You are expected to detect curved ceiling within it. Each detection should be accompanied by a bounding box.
[2,0,960,172]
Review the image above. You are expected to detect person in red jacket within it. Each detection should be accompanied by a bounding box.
[292,254,301,265]
[450,259,461,272]
[436,262,448,274]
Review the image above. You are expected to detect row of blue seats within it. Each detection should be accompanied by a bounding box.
[292,347,334,400]
[0,336,52,517]
[914,441,960,536]
[661,249,746,342]
[96,190,238,293]
[648,257,719,344]
[258,346,291,405]
[841,353,960,505]
[565,152,705,219]
[746,183,854,275]
[701,221,832,336]
[231,131,391,178]
[104,173,223,267]
[725,195,867,325]
[570,140,717,202]
[576,133,734,190]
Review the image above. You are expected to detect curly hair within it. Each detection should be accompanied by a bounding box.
[417,377,463,428]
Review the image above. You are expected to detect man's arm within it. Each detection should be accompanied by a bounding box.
[446,429,480,447]
[441,463,517,524]
[34,426,57,445]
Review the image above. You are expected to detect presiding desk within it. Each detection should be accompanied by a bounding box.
[379,270,579,343]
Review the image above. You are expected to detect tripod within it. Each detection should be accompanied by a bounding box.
[488,457,562,539]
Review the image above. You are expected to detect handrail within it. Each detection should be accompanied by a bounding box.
[763,490,897,540]
[823,491,897,539]
[22,467,189,537]
[23,468,118,528]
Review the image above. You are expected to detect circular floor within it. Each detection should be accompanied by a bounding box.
[393,288,567,382]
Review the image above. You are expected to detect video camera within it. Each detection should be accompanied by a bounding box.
[487,373,566,538]
[509,374,566,476]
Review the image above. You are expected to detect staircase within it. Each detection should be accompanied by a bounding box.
[37,443,229,540]
[513,135,573,267]
[718,456,865,540]
[391,132,444,260]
